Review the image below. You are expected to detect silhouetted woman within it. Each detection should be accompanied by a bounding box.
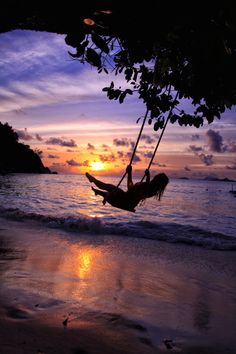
[85,165,169,212]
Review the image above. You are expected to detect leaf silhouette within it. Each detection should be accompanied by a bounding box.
[86,48,101,67]
[92,34,109,53]
[65,33,85,48]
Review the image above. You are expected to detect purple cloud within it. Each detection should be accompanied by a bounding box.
[101,144,110,151]
[198,153,214,166]
[189,145,204,153]
[117,151,124,158]
[82,160,89,167]
[191,134,200,141]
[99,154,115,162]
[46,137,77,147]
[126,152,141,163]
[140,134,155,144]
[144,151,153,158]
[225,141,236,153]
[206,129,224,153]
[48,154,59,159]
[35,133,43,141]
[205,129,236,153]
[66,159,80,166]
[113,138,130,147]
[13,108,27,115]
[15,128,33,141]
[87,143,95,150]
[66,159,89,167]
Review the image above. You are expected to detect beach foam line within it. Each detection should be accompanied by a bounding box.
[0,206,236,251]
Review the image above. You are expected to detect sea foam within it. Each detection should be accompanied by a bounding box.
[0,207,235,251]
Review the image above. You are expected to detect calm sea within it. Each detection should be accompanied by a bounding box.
[0,174,236,250]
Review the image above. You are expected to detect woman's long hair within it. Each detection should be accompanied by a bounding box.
[149,173,169,201]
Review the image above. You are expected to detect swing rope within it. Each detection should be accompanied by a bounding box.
[140,91,179,182]
[116,108,149,188]
[117,91,178,188]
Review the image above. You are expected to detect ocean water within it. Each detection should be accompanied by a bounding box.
[0,173,236,250]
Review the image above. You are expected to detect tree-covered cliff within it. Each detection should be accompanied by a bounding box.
[0,122,51,174]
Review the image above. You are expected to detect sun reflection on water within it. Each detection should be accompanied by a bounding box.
[78,249,92,279]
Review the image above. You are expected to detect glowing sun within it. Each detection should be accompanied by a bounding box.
[90,161,105,171]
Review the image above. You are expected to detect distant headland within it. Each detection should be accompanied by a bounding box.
[203,176,236,183]
[0,122,52,174]
[178,176,235,182]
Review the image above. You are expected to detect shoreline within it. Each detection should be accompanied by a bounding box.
[1,217,236,353]
[0,207,236,250]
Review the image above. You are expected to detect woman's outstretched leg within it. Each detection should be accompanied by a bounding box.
[86,173,117,192]
[91,187,106,197]
[91,187,107,205]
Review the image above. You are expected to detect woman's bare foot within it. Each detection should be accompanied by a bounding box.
[91,187,98,195]
[86,172,95,183]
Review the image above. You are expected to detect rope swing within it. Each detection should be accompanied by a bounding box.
[117,91,179,187]
[116,108,149,188]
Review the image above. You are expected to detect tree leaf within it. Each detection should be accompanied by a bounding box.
[91,34,109,54]
[136,117,142,123]
[68,51,78,58]
[119,92,126,103]
[65,33,85,48]
[125,68,133,81]
[68,42,88,58]
[86,48,101,67]
[153,122,160,131]
[170,114,179,123]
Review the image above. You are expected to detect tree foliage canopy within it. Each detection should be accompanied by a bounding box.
[64,2,236,129]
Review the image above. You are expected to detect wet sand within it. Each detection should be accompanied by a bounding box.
[0,217,236,353]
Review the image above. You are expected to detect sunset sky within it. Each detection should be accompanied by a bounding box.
[0,30,236,179]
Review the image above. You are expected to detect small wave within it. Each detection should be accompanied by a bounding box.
[0,207,235,251]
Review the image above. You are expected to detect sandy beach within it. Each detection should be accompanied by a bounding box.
[1,217,236,354]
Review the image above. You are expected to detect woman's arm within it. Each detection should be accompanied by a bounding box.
[144,169,150,183]
[126,165,133,190]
